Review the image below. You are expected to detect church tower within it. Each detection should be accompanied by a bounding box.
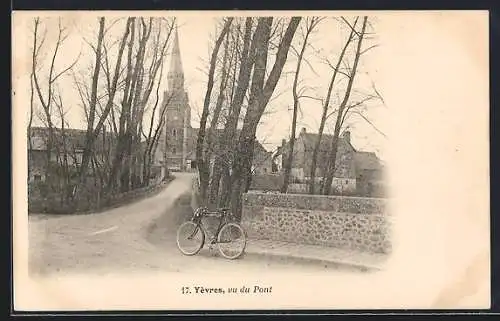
[157,23,192,172]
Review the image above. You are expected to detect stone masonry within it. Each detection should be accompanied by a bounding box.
[241,192,391,254]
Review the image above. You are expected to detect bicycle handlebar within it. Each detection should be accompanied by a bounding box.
[193,207,233,219]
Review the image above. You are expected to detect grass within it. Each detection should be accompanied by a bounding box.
[29,175,176,216]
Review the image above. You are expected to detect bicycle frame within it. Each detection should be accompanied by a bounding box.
[189,207,232,243]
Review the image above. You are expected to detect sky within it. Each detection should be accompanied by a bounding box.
[12,11,488,163]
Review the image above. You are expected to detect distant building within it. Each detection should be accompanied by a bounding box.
[354,151,387,197]
[27,126,115,182]
[275,127,386,196]
[153,24,272,174]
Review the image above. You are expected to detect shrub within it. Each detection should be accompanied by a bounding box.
[28,179,171,215]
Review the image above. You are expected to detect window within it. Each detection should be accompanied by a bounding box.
[172,129,177,136]
[172,147,177,154]
[345,179,348,184]
[264,168,267,173]
[34,174,42,182]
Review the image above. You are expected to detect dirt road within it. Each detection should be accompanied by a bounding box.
[29,173,360,276]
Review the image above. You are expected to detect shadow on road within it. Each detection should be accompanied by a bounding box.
[144,192,193,247]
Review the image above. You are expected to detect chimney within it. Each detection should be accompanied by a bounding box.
[343,130,351,143]
[281,139,286,147]
[301,127,306,134]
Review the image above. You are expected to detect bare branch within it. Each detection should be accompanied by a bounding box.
[50,49,82,84]
[360,44,380,56]
[299,95,324,103]
[341,16,361,38]
[371,80,386,106]
[322,56,351,79]
[351,111,387,138]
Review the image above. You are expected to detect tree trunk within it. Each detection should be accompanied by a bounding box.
[195,18,234,206]
[212,18,255,207]
[77,18,131,197]
[108,18,137,192]
[206,28,233,204]
[124,19,152,191]
[309,17,359,194]
[322,16,367,195]
[28,74,35,181]
[230,17,301,220]
[78,18,106,188]
[281,18,317,193]
[210,23,242,205]
[218,164,232,207]
[142,58,171,184]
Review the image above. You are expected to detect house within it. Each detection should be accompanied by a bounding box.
[276,127,386,196]
[251,140,273,175]
[27,126,115,182]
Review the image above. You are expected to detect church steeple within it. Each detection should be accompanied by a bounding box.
[167,23,185,92]
[157,21,192,172]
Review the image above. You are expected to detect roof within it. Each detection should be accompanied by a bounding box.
[29,126,118,152]
[276,131,355,157]
[354,151,381,171]
[276,130,383,172]
[300,132,353,152]
[186,127,270,159]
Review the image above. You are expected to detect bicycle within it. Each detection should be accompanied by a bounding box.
[176,206,247,260]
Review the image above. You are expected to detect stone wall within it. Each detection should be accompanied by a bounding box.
[241,192,391,254]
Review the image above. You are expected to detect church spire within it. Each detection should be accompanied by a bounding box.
[167,22,185,92]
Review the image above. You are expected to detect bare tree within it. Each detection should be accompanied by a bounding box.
[52,90,74,202]
[230,17,301,219]
[308,16,359,194]
[77,17,132,195]
[212,17,256,208]
[28,66,36,180]
[135,18,175,185]
[281,17,322,193]
[195,17,234,205]
[107,17,141,192]
[204,22,239,204]
[78,18,173,189]
[31,17,79,184]
[322,16,368,195]
[28,16,179,213]
[123,18,154,190]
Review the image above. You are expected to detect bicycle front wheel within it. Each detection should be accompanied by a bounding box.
[217,222,247,260]
[176,221,205,256]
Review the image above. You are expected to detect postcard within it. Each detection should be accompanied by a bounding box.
[12,10,490,311]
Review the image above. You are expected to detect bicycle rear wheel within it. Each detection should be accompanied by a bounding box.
[176,221,205,256]
[217,222,247,260]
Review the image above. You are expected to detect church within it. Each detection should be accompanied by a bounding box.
[154,25,273,174]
